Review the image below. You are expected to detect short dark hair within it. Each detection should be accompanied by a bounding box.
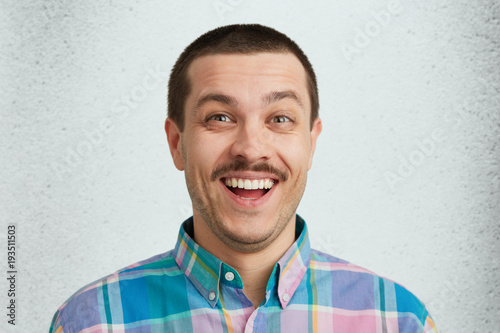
[167,24,319,131]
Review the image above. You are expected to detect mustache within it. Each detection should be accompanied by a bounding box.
[210,161,288,182]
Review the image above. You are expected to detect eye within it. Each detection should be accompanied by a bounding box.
[209,114,232,122]
[270,115,291,123]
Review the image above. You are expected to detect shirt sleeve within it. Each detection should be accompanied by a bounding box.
[423,313,438,332]
[49,309,64,333]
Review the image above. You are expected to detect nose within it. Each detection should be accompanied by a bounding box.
[230,121,271,163]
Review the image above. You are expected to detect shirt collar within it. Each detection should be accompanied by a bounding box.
[275,215,311,308]
[173,215,311,309]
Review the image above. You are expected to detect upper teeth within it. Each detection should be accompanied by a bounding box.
[224,178,275,190]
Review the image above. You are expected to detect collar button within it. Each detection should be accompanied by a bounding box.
[225,272,235,281]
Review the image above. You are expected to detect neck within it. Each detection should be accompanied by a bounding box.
[192,214,296,308]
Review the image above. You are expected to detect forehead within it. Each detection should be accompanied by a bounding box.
[186,52,309,105]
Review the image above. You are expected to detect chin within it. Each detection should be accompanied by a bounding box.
[215,214,287,252]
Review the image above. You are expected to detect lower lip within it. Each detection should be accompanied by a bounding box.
[220,180,278,208]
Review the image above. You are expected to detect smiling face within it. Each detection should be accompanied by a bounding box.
[166,52,321,253]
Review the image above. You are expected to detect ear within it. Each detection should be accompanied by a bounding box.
[165,118,185,171]
[307,118,322,170]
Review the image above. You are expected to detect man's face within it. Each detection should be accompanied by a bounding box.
[166,52,321,253]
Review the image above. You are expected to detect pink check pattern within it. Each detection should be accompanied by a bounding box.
[50,216,438,332]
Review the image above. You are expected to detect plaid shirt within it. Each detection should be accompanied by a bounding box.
[50,216,437,332]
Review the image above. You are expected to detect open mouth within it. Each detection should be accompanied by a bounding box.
[222,177,276,200]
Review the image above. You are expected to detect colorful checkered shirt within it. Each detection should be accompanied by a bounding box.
[50,216,437,332]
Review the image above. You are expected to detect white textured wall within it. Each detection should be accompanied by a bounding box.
[1,0,498,332]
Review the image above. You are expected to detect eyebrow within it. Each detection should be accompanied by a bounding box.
[192,90,304,115]
[262,90,304,109]
[193,93,238,115]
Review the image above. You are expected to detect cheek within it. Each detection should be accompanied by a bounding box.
[274,135,311,168]
[185,134,232,172]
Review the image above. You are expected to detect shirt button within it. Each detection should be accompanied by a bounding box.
[208,291,216,301]
[225,272,235,281]
[282,293,290,302]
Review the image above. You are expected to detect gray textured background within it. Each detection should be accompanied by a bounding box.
[1,0,499,332]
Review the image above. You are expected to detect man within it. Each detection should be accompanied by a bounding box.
[50,24,437,332]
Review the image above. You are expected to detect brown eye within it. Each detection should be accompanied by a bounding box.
[271,116,291,123]
[209,115,231,122]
